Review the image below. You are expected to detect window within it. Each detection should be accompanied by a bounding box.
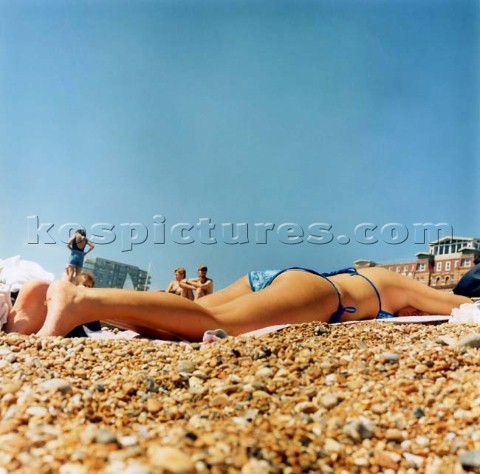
[445,261,451,271]
[436,262,442,272]
[417,263,426,271]
[396,266,400,272]
[404,265,408,272]
[462,259,472,268]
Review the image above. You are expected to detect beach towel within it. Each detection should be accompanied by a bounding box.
[0,256,55,292]
[450,301,480,324]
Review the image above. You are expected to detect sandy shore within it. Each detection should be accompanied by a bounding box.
[1,321,480,473]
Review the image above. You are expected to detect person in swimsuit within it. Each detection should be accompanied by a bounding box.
[166,267,194,300]
[3,266,472,339]
[65,229,95,282]
[187,265,214,300]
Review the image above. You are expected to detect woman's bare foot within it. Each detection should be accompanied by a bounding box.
[37,280,85,336]
[6,280,49,334]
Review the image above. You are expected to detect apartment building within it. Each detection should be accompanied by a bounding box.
[83,257,151,291]
[355,236,480,291]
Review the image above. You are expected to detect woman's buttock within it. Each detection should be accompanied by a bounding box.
[328,268,395,320]
[269,271,342,318]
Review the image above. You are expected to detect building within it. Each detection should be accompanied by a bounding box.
[83,257,151,291]
[355,236,480,291]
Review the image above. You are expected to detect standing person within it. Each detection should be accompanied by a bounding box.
[188,265,214,300]
[66,229,94,282]
[166,267,195,300]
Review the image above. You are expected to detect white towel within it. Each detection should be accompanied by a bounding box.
[450,302,480,324]
[0,256,54,292]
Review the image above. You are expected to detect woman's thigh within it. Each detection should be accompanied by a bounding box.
[210,271,338,335]
[195,276,252,308]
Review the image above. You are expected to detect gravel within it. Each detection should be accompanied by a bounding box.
[1,321,480,473]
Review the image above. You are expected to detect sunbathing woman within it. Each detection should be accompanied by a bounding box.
[4,266,472,340]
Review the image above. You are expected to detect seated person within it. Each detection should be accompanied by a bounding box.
[75,272,96,288]
[188,265,214,300]
[166,267,194,300]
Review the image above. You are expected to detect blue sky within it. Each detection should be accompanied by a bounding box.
[0,0,478,290]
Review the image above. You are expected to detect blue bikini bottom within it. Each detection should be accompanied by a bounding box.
[248,267,395,324]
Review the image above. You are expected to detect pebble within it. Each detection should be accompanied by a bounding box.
[385,428,404,442]
[404,452,424,467]
[455,333,480,348]
[380,352,401,363]
[177,360,195,374]
[146,398,162,414]
[147,446,195,473]
[294,401,318,414]
[0,382,21,395]
[241,459,271,473]
[319,393,340,409]
[414,364,429,374]
[95,430,118,445]
[122,464,153,474]
[119,435,139,447]
[460,450,480,469]
[26,406,48,417]
[374,450,400,470]
[40,378,72,394]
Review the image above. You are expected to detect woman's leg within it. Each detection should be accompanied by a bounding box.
[65,265,75,282]
[6,280,50,334]
[37,271,339,339]
[37,281,221,339]
[194,276,252,308]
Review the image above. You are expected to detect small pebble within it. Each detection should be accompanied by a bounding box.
[380,352,401,363]
[146,398,162,414]
[177,360,195,373]
[319,393,340,409]
[455,333,480,348]
[460,450,480,469]
[147,446,195,473]
[95,430,118,445]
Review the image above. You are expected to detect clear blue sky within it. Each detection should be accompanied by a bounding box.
[0,0,478,290]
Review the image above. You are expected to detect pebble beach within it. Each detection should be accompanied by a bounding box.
[2,321,480,474]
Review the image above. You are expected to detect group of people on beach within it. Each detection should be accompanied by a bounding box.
[165,265,213,300]
[1,228,477,340]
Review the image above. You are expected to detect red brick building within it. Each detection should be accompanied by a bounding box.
[355,236,480,291]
